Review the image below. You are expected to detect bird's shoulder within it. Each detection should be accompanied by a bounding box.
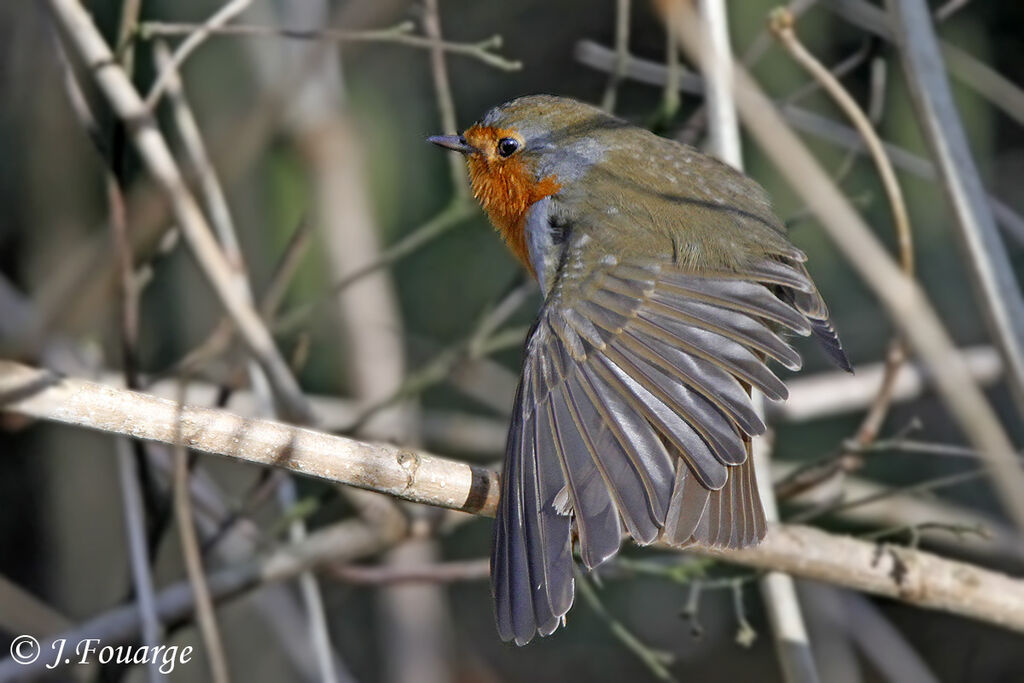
[552,129,793,272]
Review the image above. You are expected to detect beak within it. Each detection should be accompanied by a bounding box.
[428,134,476,154]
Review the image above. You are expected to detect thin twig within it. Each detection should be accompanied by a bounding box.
[770,9,914,473]
[274,198,476,335]
[576,571,678,682]
[601,0,631,113]
[327,558,489,585]
[173,390,231,683]
[155,40,244,266]
[144,0,254,109]
[48,0,314,424]
[137,20,523,71]
[934,0,971,22]
[886,0,1024,420]
[115,440,165,683]
[422,0,468,197]
[0,517,405,680]
[156,34,338,681]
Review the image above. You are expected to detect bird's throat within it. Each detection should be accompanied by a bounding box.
[464,137,560,277]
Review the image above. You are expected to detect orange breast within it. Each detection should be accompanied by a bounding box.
[463,125,561,277]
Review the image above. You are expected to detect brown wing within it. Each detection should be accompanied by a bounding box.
[492,232,845,645]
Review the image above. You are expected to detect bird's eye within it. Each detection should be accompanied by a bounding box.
[496,137,520,157]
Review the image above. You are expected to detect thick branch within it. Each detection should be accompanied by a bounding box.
[3,361,1024,633]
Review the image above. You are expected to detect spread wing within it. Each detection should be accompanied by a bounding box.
[491,229,848,645]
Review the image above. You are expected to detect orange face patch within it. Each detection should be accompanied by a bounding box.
[462,125,561,276]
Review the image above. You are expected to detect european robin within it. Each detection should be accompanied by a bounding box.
[430,95,851,645]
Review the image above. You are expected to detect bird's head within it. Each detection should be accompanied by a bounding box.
[429,95,623,273]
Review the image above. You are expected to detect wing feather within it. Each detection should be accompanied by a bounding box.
[492,236,842,644]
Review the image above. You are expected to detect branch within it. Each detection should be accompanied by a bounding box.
[47,0,313,424]
[4,361,1024,633]
[136,20,522,71]
[0,517,403,680]
[885,0,1024,420]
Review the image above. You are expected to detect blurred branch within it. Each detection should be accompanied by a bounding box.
[144,0,253,108]
[821,0,1024,127]
[697,0,741,164]
[274,198,476,336]
[422,0,469,197]
[577,570,678,682]
[173,398,232,683]
[341,280,531,434]
[601,0,631,112]
[328,558,489,585]
[6,361,1024,633]
[885,0,1024,420]
[0,517,406,680]
[774,345,1001,423]
[769,8,913,493]
[48,0,314,424]
[934,0,971,22]
[137,20,522,71]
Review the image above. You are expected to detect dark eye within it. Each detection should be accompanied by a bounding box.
[497,137,520,157]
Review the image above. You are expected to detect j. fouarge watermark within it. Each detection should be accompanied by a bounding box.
[9,635,193,674]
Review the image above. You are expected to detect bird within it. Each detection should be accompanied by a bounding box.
[429,95,851,646]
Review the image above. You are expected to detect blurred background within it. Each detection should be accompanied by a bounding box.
[2,0,1024,681]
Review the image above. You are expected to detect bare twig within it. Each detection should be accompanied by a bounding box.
[697,0,741,165]
[934,0,971,22]
[274,198,475,335]
[155,40,243,266]
[157,31,339,680]
[886,0,1024,420]
[173,394,231,683]
[6,362,1024,633]
[137,20,523,71]
[422,0,468,197]
[328,558,489,585]
[770,9,913,476]
[601,0,631,112]
[820,0,1024,128]
[576,571,678,682]
[144,0,253,109]
[0,517,405,680]
[48,0,313,424]
[770,9,912,276]
[115,440,165,683]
